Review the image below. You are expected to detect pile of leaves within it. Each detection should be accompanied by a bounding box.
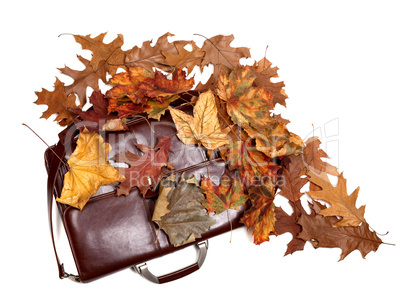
[35,32,385,259]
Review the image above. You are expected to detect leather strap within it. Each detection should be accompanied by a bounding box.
[46,124,80,281]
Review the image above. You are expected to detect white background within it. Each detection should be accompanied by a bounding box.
[1,0,401,303]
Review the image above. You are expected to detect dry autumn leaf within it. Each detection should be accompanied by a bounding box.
[254,58,288,108]
[201,173,248,215]
[278,154,308,203]
[59,55,108,108]
[245,122,303,158]
[169,90,232,150]
[303,137,339,176]
[34,77,78,126]
[154,174,216,247]
[217,65,273,131]
[56,128,125,210]
[307,170,366,227]
[73,32,127,75]
[241,181,277,245]
[72,91,127,132]
[199,34,251,70]
[297,200,382,260]
[162,41,205,74]
[112,135,174,196]
[226,130,280,187]
[138,68,194,101]
[125,32,179,72]
[152,175,177,222]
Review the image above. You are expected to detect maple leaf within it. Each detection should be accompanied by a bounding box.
[59,55,107,107]
[297,200,383,260]
[307,170,366,227]
[245,121,304,158]
[73,32,127,75]
[217,65,274,131]
[199,34,251,70]
[303,137,339,176]
[169,90,232,150]
[138,68,195,101]
[226,130,280,187]
[162,41,205,74]
[154,174,216,247]
[278,154,308,203]
[72,91,126,132]
[56,128,126,210]
[274,200,307,255]
[241,181,277,245]
[112,135,173,196]
[34,77,78,126]
[201,173,248,215]
[105,67,153,117]
[125,32,179,72]
[254,58,288,108]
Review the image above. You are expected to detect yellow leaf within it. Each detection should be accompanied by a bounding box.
[56,128,125,210]
[169,90,232,150]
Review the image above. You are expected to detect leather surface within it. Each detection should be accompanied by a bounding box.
[45,103,246,283]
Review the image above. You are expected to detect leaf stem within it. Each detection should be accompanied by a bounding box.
[22,123,68,166]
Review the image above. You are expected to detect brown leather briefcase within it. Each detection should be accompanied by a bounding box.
[45,101,246,284]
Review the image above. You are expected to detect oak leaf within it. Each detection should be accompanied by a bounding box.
[59,55,108,107]
[307,170,365,227]
[278,154,308,203]
[241,181,277,245]
[217,65,274,131]
[274,200,307,255]
[303,137,339,176]
[254,58,288,108]
[162,41,205,74]
[56,128,126,210]
[112,135,173,196]
[169,90,232,150]
[297,200,382,260]
[154,174,216,247]
[199,34,250,70]
[34,77,78,126]
[201,173,248,215]
[73,32,126,75]
[125,32,179,72]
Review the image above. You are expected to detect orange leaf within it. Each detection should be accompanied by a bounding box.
[240,181,276,245]
[138,69,194,100]
[201,173,248,215]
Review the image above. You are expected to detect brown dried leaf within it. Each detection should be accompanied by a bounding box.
[34,77,78,126]
[59,55,107,107]
[298,200,382,260]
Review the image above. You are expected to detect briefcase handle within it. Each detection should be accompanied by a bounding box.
[132,240,208,284]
